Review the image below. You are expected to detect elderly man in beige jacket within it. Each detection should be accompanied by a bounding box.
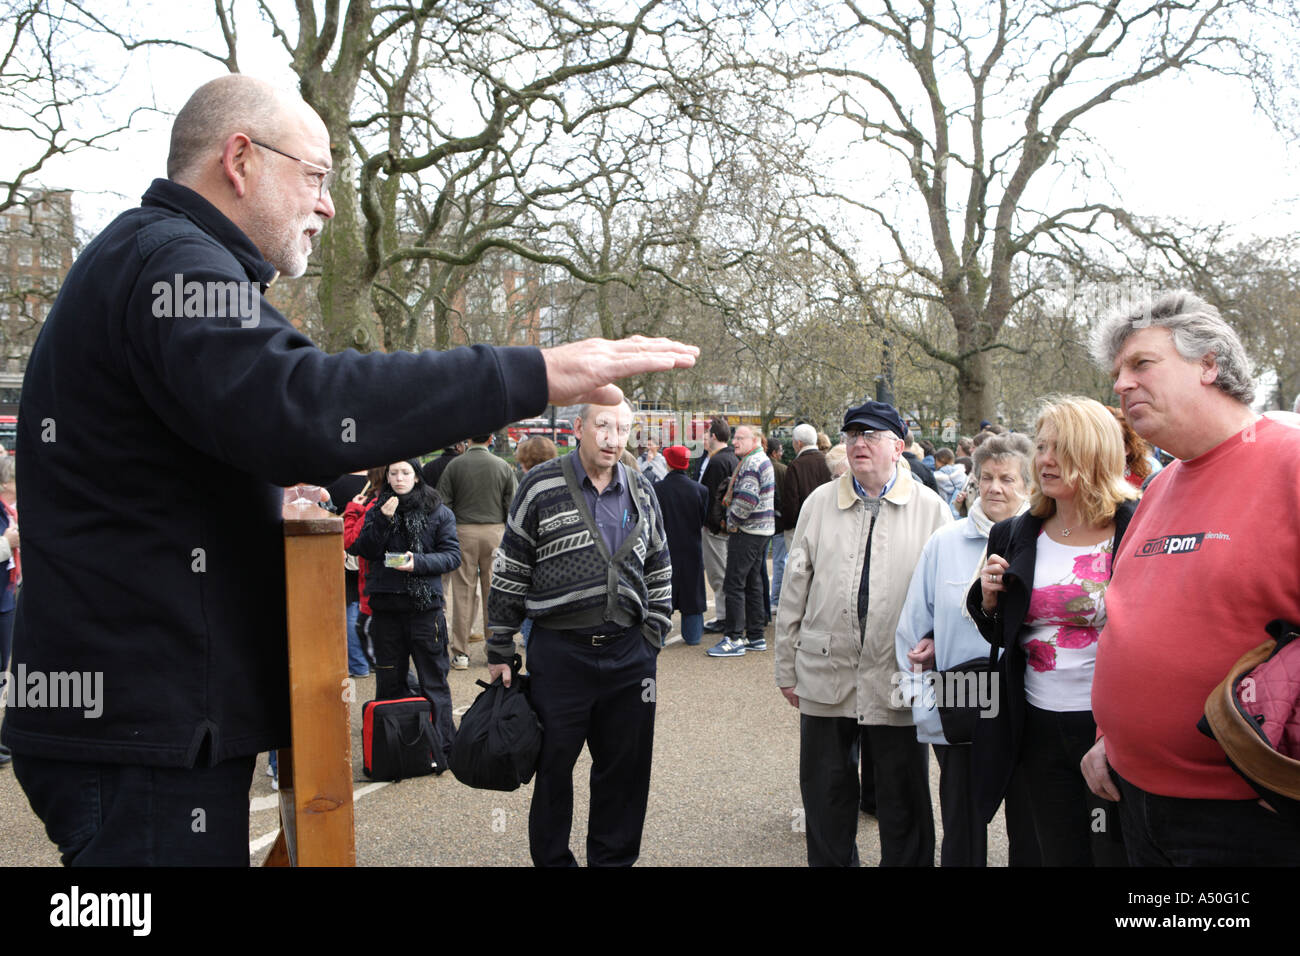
[775,400,951,867]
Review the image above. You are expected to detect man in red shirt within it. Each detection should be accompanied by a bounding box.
[1086,291,1300,865]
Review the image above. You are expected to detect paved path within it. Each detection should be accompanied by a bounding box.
[1,608,1012,867]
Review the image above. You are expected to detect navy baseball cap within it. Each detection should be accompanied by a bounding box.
[842,400,907,441]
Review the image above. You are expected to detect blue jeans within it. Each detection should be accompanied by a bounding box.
[521,617,534,650]
[770,533,788,606]
[680,613,703,646]
[345,600,369,676]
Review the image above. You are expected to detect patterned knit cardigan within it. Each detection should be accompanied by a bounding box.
[727,449,776,535]
[486,453,673,663]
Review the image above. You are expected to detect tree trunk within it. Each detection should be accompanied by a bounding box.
[317,172,380,353]
[956,347,991,434]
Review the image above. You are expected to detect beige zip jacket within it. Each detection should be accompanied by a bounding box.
[774,462,952,723]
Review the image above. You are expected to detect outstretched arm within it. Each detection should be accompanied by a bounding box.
[543,336,697,407]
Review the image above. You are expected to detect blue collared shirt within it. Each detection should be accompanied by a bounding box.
[570,451,634,555]
[852,463,898,500]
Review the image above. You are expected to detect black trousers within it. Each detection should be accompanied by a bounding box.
[369,607,456,756]
[526,624,659,867]
[800,716,935,867]
[934,742,1040,866]
[860,733,876,813]
[1115,771,1300,866]
[1005,760,1043,867]
[722,531,768,639]
[933,743,986,866]
[1018,704,1126,866]
[14,753,256,865]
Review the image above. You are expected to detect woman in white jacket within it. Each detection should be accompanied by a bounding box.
[894,432,1040,866]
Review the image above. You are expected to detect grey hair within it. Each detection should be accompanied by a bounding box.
[0,455,12,484]
[168,75,292,183]
[792,423,817,446]
[972,432,1034,488]
[574,399,633,422]
[1090,290,1255,405]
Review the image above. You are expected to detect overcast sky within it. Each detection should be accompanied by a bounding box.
[25,4,1300,254]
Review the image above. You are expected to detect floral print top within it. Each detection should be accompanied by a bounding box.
[1021,531,1115,712]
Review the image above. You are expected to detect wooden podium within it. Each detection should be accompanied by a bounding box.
[263,499,356,866]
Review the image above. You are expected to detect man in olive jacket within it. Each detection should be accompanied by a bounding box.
[437,435,517,669]
[775,401,951,867]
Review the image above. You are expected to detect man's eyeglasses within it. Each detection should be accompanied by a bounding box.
[250,139,336,198]
[841,429,890,446]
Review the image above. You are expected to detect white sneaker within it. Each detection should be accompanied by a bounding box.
[451,654,470,670]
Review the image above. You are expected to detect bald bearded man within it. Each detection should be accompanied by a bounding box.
[2,75,695,866]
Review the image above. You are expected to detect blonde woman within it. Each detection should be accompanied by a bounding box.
[966,397,1138,866]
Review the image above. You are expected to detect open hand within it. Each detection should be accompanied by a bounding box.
[543,336,698,407]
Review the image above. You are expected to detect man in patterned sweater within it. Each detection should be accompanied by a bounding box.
[487,399,672,866]
[707,425,775,658]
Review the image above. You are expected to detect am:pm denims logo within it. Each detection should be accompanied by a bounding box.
[1136,532,1205,557]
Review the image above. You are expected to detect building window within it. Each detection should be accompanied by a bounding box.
[40,247,61,269]
[17,246,32,267]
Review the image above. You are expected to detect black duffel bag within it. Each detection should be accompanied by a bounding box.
[450,654,543,791]
[362,696,445,781]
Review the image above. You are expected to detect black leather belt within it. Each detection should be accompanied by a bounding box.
[567,629,630,647]
[536,624,632,647]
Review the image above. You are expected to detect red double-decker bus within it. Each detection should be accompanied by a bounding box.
[507,417,575,449]
[0,415,15,455]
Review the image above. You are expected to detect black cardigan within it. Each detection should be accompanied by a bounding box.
[963,499,1138,824]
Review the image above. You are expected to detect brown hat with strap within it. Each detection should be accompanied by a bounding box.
[1199,619,1300,823]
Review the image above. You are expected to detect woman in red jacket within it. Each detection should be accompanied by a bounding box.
[344,467,388,667]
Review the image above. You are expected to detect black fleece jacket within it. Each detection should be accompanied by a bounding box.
[3,179,546,766]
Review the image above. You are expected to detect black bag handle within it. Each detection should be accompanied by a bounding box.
[379,706,434,779]
[475,653,525,693]
[487,653,526,724]
[379,712,406,778]
[1264,619,1300,652]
